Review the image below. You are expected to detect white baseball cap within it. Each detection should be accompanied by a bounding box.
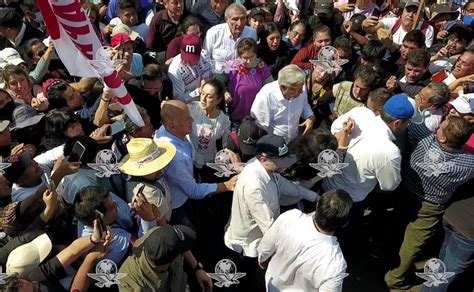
[449,94,474,114]
[7,233,52,277]
[0,48,25,66]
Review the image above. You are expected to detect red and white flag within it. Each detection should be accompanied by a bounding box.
[37,0,144,127]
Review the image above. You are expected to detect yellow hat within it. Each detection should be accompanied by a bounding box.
[119,138,176,176]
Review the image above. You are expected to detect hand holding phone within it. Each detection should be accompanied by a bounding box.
[68,141,86,163]
[107,120,126,136]
[132,184,146,205]
[94,210,107,240]
[41,173,55,191]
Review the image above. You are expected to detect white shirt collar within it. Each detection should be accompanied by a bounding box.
[12,23,26,47]
[249,158,272,183]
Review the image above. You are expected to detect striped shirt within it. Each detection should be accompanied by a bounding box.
[403,123,474,204]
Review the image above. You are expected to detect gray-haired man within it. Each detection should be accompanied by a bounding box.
[251,64,315,142]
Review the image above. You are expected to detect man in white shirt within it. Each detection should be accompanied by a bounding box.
[168,34,214,103]
[251,64,315,143]
[258,189,353,292]
[224,134,317,292]
[362,0,434,48]
[323,94,416,204]
[203,3,257,72]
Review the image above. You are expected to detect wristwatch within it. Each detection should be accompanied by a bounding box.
[192,262,204,272]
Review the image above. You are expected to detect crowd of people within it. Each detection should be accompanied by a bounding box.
[0,0,472,291]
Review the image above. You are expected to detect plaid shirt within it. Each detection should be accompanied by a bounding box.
[403,123,474,204]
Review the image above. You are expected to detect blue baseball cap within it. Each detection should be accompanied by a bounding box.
[384,94,415,120]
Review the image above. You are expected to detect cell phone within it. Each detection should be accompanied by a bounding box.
[41,173,54,191]
[372,9,381,18]
[95,210,107,239]
[68,141,86,163]
[432,70,448,82]
[107,120,126,136]
[132,184,146,204]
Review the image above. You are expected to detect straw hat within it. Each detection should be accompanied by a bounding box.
[7,233,52,277]
[119,138,176,176]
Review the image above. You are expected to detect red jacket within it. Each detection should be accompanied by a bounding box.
[291,43,319,71]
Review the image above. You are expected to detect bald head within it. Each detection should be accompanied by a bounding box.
[160,100,193,139]
[161,100,187,126]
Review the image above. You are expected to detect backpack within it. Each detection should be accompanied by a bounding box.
[391,18,429,35]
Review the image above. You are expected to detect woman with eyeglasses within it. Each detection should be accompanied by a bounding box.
[282,20,307,60]
[258,22,291,79]
[217,38,273,128]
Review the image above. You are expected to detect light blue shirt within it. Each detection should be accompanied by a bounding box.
[155,126,217,209]
[78,193,133,265]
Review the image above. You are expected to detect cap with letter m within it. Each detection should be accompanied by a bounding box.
[180,34,202,63]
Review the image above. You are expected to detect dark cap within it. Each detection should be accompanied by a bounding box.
[144,225,195,266]
[10,105,44,131]
[255,134,297,169]
[248,7,266,18]
[238,120,262,156]
[314,0,334,16]
[180,34,202,63]
[3,152,31,184]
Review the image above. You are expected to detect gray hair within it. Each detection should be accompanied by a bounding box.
[278,65,306,87]
[425,82,450,107]
[225,3,247,19]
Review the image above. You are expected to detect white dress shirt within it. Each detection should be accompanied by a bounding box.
[251,81,314,143]
[224,158,316,257]
[203,23,257,73]
[322,107,402,202]
[258,209,347,292]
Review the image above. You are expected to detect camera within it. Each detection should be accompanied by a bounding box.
[463,82,474,94]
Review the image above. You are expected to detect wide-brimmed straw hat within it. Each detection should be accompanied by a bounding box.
[119,138,176,176]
